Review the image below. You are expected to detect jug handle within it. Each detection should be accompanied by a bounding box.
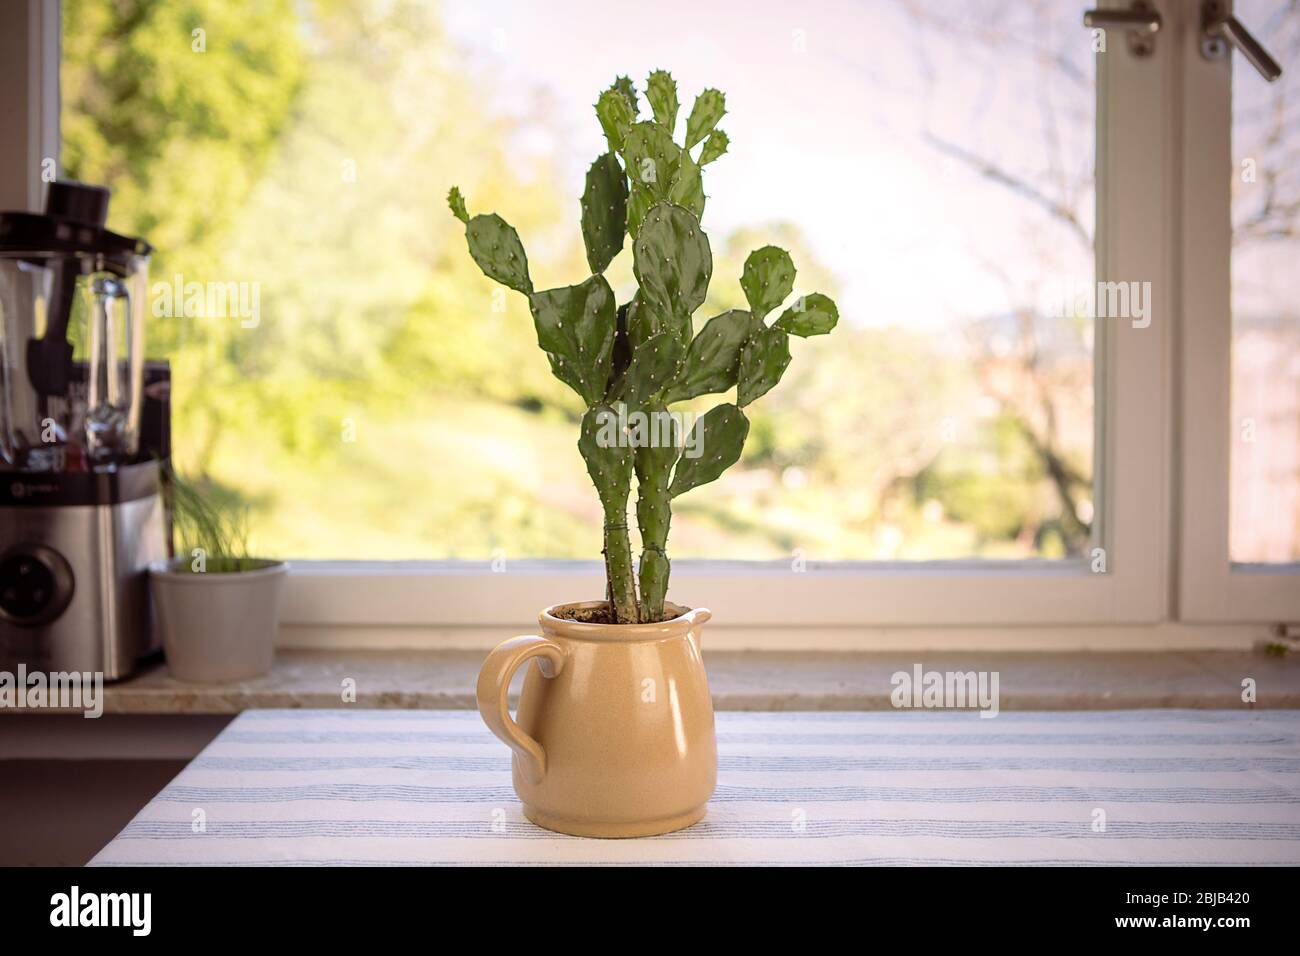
[476,635,566,785]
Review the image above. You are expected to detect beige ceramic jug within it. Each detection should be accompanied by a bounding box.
[476,601,716,837]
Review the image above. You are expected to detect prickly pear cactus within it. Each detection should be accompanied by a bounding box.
[448,71,838,623]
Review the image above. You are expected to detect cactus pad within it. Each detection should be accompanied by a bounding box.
[581,153,628,275]
[596,87,635,152]
[668,155,706,223]
[626,183,657,239]
[625,332,685,405]
[685,89,726,150]
[465,212,533,295]
[740,246,796,321]
[528,275,618,405]
[665,309,752,403]
[737,323,792,407]
[774,292,840,337]
[699,129,729,166]
[633,203,712,340]
[668,403,750,498]
[447,186,468,224]
[645,69,680,134]
[621,122,682,198]
[612,75,639,116]
[626,294,686,350]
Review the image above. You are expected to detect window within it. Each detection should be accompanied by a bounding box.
[1180,0,1300,623]
[1229,0,1300,564]
[59,0,1099,565]
[7,0,1292,635]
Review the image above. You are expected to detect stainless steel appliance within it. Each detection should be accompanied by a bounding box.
[0,182,168,680]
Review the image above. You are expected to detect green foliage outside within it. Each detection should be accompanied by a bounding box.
[60,0,1094,563]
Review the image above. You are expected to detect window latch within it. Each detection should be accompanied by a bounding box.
[1083,2,1163,58]
[1201,1,1283,82]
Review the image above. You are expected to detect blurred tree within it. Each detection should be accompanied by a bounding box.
[62,0,306,302]
[890,0,1096,556]
[61,0,307,483]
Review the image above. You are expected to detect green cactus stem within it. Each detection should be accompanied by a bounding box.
[634,414,680,623]
[622,335,684,623]
[579,405,638,623]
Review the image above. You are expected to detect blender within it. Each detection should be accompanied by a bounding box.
[0,181,169,680]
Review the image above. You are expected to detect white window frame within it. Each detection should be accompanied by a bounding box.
[10,0,1291,646]
[277,0,1177,635]
[1177,0,1300,623]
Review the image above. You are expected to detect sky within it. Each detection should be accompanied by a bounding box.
[439,0,1097,331]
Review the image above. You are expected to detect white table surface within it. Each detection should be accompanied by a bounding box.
[92,709,1300,866]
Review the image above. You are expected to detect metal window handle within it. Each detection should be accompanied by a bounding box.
[1083,2,1162,58]
[1202,2,1283,82]
[1083,6,1162,33]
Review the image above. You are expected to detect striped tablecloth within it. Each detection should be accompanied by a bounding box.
[93,709,1300,866]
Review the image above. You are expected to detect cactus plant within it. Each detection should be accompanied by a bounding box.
[449,72,838,623]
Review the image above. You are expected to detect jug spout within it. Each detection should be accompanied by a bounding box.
[686,607,712,655]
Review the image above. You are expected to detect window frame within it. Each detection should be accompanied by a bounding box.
[1177,0,1300,623]
[283,0,1178,632]
[14,0,1291,641]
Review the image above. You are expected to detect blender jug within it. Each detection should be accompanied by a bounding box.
[0,181,151,471]
[85,272,145,463]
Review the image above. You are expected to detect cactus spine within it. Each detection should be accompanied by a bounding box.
[450,71,838,623]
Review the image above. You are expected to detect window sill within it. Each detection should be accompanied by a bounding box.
[5,647,1296,716]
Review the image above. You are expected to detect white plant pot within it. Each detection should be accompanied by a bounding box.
[149,558,287,682]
